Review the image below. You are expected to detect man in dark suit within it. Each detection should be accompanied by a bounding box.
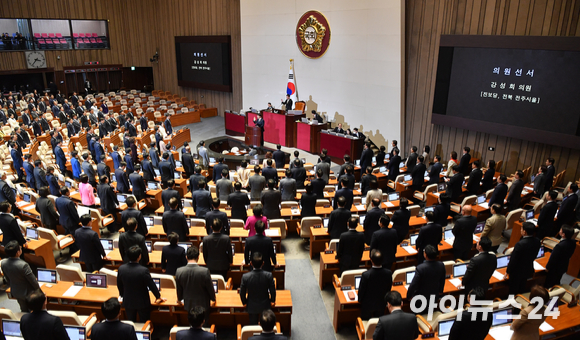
[506,170,525,211]
[358,250,392,320]
[202,219,233,279]
[488,174,508,207]
[192,180,213,218]
[0,173,16,208]
[533,165,547,198]
[176,246,216,318]
[544,157,555,193]
[249,310,287,340]
[545,225,576,288]
[46,166,60,197]
[97,175,119,231]
[445,165,465,203]
[333,123,346,134]
[360,142,374,171]
[363,198,383,244]
[81,153,97,186]
[458,146,472,175]
[428,155,443,185]
[387,148,401,181]
[163,197,190,241]
[189,166,205,192]
[215,169,234,202]
[121,197,148,237]
[273,144,286,168]
[114,162,130,194]
[97,154,111,183]
[117,245,164,322]
[290,159,307,189]
[35,187,59,230]
[448,287,493,340]
[74,214,108,272]
[481,160,496,192]
[360,167,377,196]
[410,155,427,191]
[310,169,326,199]
[149,142,160,168]
[182,147,196,177]
[20,290,70,340]
[434,194,451,228]
[162,179,182,212]
[141,153,157,182]
[0,202,26,246]
[506,222,541,295]
[228,182,251,221]
[466,161,483,195]
[23,154,36,192]
[336,217,365,273]
[261,179,281,220]
[240,252,277,325]
[55,187,80,235]
[176,306,217,340]
[391,198,411,243]
[373,291,419,340]
[205,198,230,235]
[129,164,147,201]
[405,146,418,174]
[118,217,149,265]
[262,160,278,186]
[1,241,40,312]
[165,114,174,134]
[161,233,187,276]
[159,152,175,186]
[407,245,446,312]
[249,166,266,200]
[123,148,134,174]
[281,94,292,111]
[328,196,352,240]
[462,236,497,294]
[110,146,122,170]
[415,211,442,264]
[245,220,277,272]
[212,157,228,184]
[536,191,559,239]
[370,214,399,269]
[333,178,353,210]
[10,142,24,182]
[91,298,138,340]
[555,184,578,231]
[452,205,477,260]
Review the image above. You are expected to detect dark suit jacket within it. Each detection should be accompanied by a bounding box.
[161,188,182,212]
[0,213,26,246]
[411,162,426,191]
[300,192,317,218]
[290,167,306,189]
[416,222,442,254]
[163,210,189,241]
[161,244,187,276]
[449,310,493,340]
[262,166,278,185]
[97,183,118,214]
[428,162,443,185]
[159,160,174,182]
[36,197,59,229]
[115,168,130,193]
[358,267,392,320]
[182,153,196,176]
[261,189,281,219]
[506,236,541,280]
[407,260,446,300]
[91,320,137,340]
[328,207,352,240]
[462,251,497,293]
[245,234,277,272]
[466,168,483,195]
[446,173,465,203]
[546,238,576,278]
[387,155,401,181]
[74,226,105,264]
[363,207,383,245]
[149,148,160,168]
[360,174,377,196]
[406,152,418,174]
[311,178,326,199]
[240,269,276,314]
[0,257,39,300]
[117,262,160,309]
[533,173,546,197]
[192,189,212,218]
[202,233,233,272]
[142,159,156,182]
[536,201,558,239]
[228,191,251,220]
[177,328,217,340]
[507,178,524,210]
[55,196,80,234]
[205,210,230,235]
[544,164,555,192]
[212,162,228,183]
[481,167,495,192]
[558,194,578,224]
[189,173,206,192]
[333,188,353,210]
[336,229,365,272]
[452,215,477,252]
[129,172,146,200]
[489,183,508,207]
[20,311,70,340]
[458,153,471,174]
[118,230,149,265]
[434,203,450,227]
[121,207,148,237]
[370,227,399,267]
[373,309,419,340]
[391,208,411,243]
[273,150,286,168]
[360,148,374,171]
[175,263,216,312]
[33,167,48,190]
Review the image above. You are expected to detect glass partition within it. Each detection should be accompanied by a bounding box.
[30,19,72,50]
[0,19,32,50]
[71,20,109,49]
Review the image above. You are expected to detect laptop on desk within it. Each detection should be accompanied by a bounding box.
[2,320,23,340]
[65,325,87,340]
[437,319,455,340]
[453,263,467,278]
[136,331,151,340]
[100,239,114,255]
[37,269,57,284]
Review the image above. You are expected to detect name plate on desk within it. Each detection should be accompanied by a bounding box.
[422,333,435,338]
[393,281,404,286]
[340,285,352,291]
[324,250,334,254]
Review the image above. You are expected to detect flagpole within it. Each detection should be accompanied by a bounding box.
[290,59,299,101]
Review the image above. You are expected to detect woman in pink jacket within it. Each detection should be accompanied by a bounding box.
[244,204,268,237]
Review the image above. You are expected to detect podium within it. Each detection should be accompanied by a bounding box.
[245,125,262,147]
[247,110,305,147]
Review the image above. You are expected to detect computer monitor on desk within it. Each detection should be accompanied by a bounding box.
[65,325,86,340]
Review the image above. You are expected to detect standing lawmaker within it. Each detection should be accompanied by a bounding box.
[253,112,265,147]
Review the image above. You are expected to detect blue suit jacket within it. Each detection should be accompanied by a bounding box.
[10,148,22,170]
[71,158,81,178]
[111,151,122,169]
[176,328,216,340]
[149,148,160,168]
[124,154,134,172]
[24,161,35,186]
[164,119,173,135]
[115,169,130,194]
[47,174,60,196]
[55,146,67,171]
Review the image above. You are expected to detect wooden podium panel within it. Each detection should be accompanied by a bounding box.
[247,110,304,147]
[224,111,246,136]
[296,121,326,153]
[245,125,262,147]
[319,132,364,164]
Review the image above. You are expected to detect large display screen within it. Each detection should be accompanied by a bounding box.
[175,36,232,92]
[432,35,580,149]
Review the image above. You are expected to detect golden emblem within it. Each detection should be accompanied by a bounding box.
[298,15,326,53]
